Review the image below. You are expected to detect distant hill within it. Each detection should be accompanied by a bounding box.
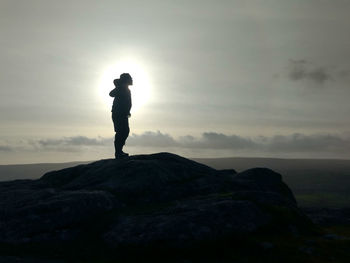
[0,161,89,181]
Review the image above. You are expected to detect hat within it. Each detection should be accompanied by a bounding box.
[120,73,133,85]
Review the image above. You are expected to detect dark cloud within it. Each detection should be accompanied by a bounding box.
[0,146,12,152]
[138,131,350,154]
[128,131,178,147]
[266,133,350,153]
[288,59,333,84]
[38,136,109,147]
[179,132,257,149]
[337,69,350,78]
[129,131,350,154]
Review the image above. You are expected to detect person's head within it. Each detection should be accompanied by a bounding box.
[119,73,133,86]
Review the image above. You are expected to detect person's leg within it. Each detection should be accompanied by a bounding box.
[113,114,130,158]
[120,117,130,149]
[114,133,120,156]
[112,112,122,157]
[117,117,129,156]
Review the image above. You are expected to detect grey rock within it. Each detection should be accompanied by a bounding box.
[0,152,313,248]
[0,256,65,263]
[302,207,350,226]
[104,198,271,248]
[299,246,315,255]
[235,168,297,204]
[260,241,274,249]
[39,153,238,205]
[0,189,118,243]
[288,224,300,237]
[305,239,317,245]
[323,233,349,240]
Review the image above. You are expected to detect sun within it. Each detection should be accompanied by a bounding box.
[98,59,152,112]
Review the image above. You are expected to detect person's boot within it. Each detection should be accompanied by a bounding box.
[114,133,129,159]
[115,151,129,159]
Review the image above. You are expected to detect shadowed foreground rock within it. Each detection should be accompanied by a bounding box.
[0,153,314,255]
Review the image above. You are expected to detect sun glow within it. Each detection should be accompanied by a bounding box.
[98,59,152,113]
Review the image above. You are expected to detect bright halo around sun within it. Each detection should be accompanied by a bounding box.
[98,59,152,112]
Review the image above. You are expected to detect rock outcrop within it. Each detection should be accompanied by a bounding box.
[0,152,313,252]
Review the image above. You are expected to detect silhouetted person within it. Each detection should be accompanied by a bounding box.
[109,73,132,158]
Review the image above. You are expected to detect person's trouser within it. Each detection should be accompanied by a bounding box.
[112,112,130,155]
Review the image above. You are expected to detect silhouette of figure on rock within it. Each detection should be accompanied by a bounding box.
[109,73,132,159]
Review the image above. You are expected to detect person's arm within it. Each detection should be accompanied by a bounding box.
[109,88,117,97]
[127,90,132,117]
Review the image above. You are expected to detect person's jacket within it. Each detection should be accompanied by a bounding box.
[109,86,132,116]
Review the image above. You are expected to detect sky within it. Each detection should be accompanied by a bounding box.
[1,0,350,164]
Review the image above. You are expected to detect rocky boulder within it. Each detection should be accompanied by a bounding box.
[0,152,314,252]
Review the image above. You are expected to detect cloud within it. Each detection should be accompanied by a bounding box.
[157,131,350,155]
[266,133,350,153]
[38,136,110,147]
[338,69,350,78]
[0,146,12,152]
[287,59,333,84]
[179,132,257,149]
[2,131,350,157]
[128,132,257,149]
[128,131,178,147]
[127,131,350,155]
